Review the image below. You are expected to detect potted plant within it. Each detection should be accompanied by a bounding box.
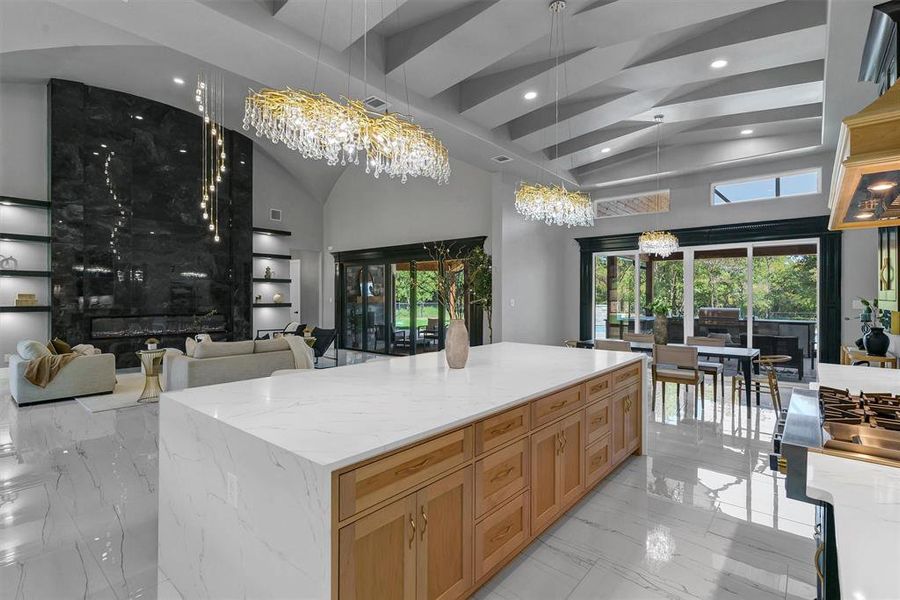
[650,296,671,345]
[467,246,493,343]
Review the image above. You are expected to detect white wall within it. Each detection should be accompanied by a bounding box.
[0,82,49,363]
[841,229,878,347]
[321,157,492,327]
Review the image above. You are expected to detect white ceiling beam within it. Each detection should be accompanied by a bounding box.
[273,0,412,53]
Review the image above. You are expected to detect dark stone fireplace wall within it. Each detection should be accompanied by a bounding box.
[49,79,252,368]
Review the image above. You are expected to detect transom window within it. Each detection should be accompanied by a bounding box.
[711,169,820,205]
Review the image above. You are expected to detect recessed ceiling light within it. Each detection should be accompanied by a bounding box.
[856,211,875,219]
[134,115,143,120]
[867,181,896,192]
[523,91,538,100]
[92,151,99,156]
[740,129,753,135]
[710,59,728,69]
[173,77,185,85]
[100,143,107,148]
[179,149,187,153]
[240,160,246,165]
[600,147,611,153]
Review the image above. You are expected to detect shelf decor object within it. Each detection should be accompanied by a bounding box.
[242,0,449,185]
[514,1,593,228]
[196,71,226,242]
[638,115,679,257]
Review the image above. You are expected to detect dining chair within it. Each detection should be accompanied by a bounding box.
[686,335,726,402]
[623,332,655,343]
[594,339,631,352]
[652,344,703,411]
[731,355,790,413]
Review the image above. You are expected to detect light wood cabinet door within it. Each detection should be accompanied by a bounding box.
[475,406,529,455]
[416,467,473,600]
[530,423,560,533]
[475,438,528,517]
[338,494,417,600]
[474,492,529,579]
[625,385,641,453]
[585,398,610,445]
[557,412,584,508]
[611,389,628,464]
[584,434,611,488]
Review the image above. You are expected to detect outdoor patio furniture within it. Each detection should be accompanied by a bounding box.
[623,332,655,343]
[740,334,803,379]
[731,355,789,414]
[652,344,703,412]
[686,336,725,402]
[697,307,742,342]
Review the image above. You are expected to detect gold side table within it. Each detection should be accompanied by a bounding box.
[136,349,167,403]
[841,345,898,368]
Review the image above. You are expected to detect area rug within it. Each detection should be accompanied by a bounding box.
[76,372,150,413]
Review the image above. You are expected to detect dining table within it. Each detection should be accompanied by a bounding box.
[582,340,761,415]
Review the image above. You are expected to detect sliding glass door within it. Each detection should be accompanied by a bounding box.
[592,239,818,382]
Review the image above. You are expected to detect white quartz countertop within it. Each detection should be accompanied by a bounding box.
[161,342,644,470]
[806,452,900,600]
[814,363,900,395]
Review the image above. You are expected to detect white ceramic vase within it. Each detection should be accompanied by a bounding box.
[445,319,469,369]
[273,292,284,304]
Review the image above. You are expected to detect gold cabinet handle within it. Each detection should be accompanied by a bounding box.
[490,466,516,483]
[549,400,567,411]
[490,421,515,436]
[409,514,416,548]
[814,543,825,583]
[560,430,567,453]
[396,457,430,477]
[777,456,788,475]
[555,431,562,455]
[420,507,428,539]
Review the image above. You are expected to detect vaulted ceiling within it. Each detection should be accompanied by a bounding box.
[0,0,868,199]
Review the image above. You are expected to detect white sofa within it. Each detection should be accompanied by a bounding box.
[163,338,300,391]
[9,353,117,406]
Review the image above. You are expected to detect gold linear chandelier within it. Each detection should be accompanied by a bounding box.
[196,71,226,242]
[514,0,592,228]
[242,0,449,184]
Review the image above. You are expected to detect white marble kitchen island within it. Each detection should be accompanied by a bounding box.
[157,342,647,600]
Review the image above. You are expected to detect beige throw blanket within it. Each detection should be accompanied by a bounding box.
[24,353,77,388]
[285,335,315,369]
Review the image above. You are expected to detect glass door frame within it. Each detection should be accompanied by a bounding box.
[591,237,820,354]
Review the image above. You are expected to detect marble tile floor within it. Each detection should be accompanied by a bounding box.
[0,369,816,600]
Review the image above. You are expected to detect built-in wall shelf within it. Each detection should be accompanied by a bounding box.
[0,232,51,243]
[252,227,291,237]
[252,277,291,283]
[252,252,291,260]
[0,270,52,278]
[253,303,291,308]
[0,197,51,209]
[0,306,51,313]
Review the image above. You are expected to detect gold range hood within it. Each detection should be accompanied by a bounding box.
[829,81,900,229]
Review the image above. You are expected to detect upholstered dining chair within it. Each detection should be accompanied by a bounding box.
[731,355,790,414]
[686,335,726,402]
[652,344,703,411]
[623,332,655,343]
[594,339,632,352]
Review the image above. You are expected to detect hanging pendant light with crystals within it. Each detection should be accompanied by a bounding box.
[638,114,678,257]
[243,0,449,184]
[196,71,225,242]
[514,1,592,228]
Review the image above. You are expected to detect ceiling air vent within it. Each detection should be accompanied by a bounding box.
[364,95,389,111]
[491,155,513,164]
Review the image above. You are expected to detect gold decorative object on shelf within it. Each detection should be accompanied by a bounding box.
[514,0,592,228]
[242,0,449,184]
[196,71,226,242]
[15,292,38,307]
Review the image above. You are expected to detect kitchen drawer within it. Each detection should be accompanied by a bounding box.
[586,373,612,403]
[475,405,530,455]
[474,492,530,580]
[531,385,584,428]
[585,399,610,445]
[612,362,642,391]
[338,427,473,520]
[475,438,528,517]
[585,434,612,488]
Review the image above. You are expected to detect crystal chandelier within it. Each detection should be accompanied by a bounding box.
[514,0,592,228]
[639,115,678,256]
[638,230,679,258]
[196,71,226,242]
[515,182,593,227]
[242,0,449,184]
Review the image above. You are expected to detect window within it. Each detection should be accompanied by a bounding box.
[711,169,820,205]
